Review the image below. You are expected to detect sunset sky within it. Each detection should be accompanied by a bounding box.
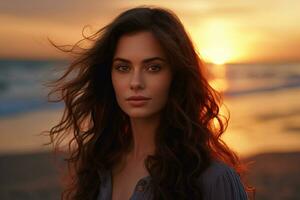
[0,0,299,64]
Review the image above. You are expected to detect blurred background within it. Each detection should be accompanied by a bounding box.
[0,0,299,199]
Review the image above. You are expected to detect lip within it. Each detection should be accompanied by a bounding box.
[126,96,151,107]
[127,99,149,107]
[126,96,151,101]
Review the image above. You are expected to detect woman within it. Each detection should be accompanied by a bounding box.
[47,6,255,200]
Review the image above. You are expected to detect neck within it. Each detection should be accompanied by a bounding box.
[127,114,160,161]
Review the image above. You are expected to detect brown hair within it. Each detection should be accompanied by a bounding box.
[45,6,255,200]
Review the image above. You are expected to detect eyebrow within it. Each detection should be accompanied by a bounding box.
[112,57,166,64]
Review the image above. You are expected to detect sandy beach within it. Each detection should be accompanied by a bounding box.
[224,87,300,159]
[1,150,299,200]
[0,108,64,155]
[244,151,300,200]
[0,151,63,200]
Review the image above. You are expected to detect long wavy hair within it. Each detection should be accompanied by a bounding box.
[45,6,255,200]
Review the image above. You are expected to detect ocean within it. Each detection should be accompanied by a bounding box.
[0,60,67,117]
[0,59,300,117]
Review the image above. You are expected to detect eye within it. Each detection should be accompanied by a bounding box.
[147,64,161,72]
[115,65,130,72]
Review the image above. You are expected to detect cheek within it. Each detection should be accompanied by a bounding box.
[112,74,126,96]
[150,74,172,100]
[112,77,127,110]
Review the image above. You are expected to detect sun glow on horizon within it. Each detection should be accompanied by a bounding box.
[208,64,229,93]
[191,19,247,64]
[201,48,231,65]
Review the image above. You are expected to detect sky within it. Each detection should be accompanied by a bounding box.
[0,0,299,64]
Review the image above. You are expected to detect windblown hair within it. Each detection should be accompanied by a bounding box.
[46,6,255,200]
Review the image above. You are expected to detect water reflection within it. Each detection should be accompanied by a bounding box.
[207,63,229,93]
[206,62,300,158]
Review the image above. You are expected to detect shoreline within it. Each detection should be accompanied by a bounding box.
[0,108,64,155]
[1,87,300,157]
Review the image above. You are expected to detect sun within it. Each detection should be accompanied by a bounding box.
[201,47,231,65]
[190,19,242,64]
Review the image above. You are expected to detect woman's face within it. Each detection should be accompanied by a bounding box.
[111,31,173,119]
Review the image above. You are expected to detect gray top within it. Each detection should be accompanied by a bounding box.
[97,160,248,200]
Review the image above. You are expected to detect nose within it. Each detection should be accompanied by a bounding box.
[130,69,145,91]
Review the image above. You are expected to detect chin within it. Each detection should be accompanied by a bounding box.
[127,111,151,118]
[125,109,158,119]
